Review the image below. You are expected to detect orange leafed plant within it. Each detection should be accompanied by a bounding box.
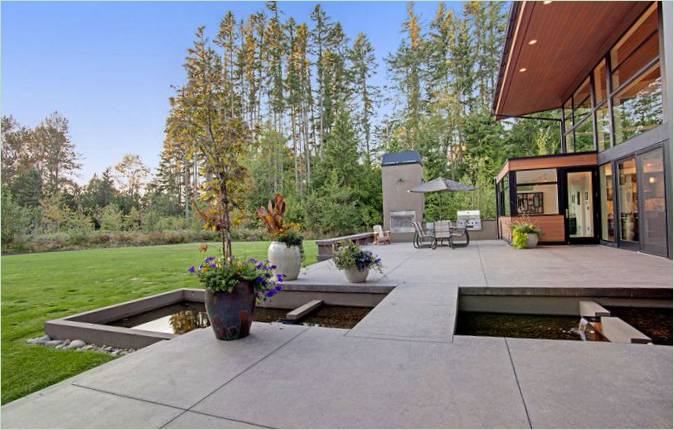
[257,194,287,235]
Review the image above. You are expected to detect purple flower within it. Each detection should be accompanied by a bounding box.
[265,272,272,278]
[256,262,264,269]
[270,264,277,270]
[209,263,217,269]
[276,274,284,282]
[248,258,257,263]
[275,285,283,292]
[188,266,195,273]
[265,290,276,298]
[204,256,216,263]
[255,276,266,285]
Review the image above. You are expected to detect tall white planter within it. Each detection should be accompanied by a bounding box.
[267,241,301,281]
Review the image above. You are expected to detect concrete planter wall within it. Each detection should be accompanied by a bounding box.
[268,241,301,280]
[343,267,370,283]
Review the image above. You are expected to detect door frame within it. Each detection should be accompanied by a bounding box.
[559,166,600,244]
[615,155,641,251]
[635,144,668,257]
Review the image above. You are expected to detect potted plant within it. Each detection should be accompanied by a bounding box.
[332,242,383,283]
[257,194,303,281]
[511,221,541,249]
[189,255,283,340]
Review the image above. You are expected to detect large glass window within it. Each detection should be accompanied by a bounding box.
[612,63,663,145]
[563,3,661,154]
[618,158,639,243]
[503,176,510,216]
[515,169,559,215]
[610,3,658,75]
[638,148,668,256]
[593,60,608,103]
[599,163,615,242]
[573,78,592,122]
[573,116,594,152]
[563,98,573,133]
[595,103,611,151]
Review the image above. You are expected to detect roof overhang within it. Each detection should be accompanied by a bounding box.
[493,1,652,119]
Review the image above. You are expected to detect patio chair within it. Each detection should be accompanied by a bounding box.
[411,222,437,249]
[373,225,391,245]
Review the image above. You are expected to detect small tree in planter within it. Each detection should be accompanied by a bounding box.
[512,221,541,249]
[257,194,304,280]
[333,242,383,283]
[173,28,284,340]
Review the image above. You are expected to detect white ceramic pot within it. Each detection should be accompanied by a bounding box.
[343,267,369,283]
[267,241,301,281]
[526,233,539,248]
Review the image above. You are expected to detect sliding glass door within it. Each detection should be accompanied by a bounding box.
[638,148,668,256]
[617,158,639,249]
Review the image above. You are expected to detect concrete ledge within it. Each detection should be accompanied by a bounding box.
[599,317,652,344]
[459,286,673,299]
[579,300,611,319]
[286,300,323,321]
[316,232,375,261]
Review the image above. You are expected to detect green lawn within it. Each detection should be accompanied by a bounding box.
[1,241,317,404]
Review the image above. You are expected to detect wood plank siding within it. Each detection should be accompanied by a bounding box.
[496,153,597,182]
[499,215,565,243]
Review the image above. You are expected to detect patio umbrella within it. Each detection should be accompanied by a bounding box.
[408,177,476,193]
[408,177,476,223]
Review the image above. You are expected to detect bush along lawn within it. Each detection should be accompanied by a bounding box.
[1,240,317,404]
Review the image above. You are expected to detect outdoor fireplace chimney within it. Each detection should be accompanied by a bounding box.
[381,150,424,242]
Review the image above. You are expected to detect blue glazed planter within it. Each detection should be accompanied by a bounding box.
[204,281,255,341]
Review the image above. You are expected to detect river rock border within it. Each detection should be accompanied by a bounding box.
[26,335,134,356]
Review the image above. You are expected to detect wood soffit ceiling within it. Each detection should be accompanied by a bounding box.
[493,1,652,118]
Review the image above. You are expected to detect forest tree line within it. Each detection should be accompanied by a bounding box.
[1,1,561,252]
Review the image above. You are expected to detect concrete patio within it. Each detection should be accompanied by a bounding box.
[2,241,672,428]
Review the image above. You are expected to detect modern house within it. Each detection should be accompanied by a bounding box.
[493,0,672,258]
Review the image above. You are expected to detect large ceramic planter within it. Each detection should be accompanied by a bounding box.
[268,241,301,281]
[204,281,255,341]
[343,267,369,283]
[526,233,539,248]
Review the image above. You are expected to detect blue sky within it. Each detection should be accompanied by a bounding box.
[2,1,464,183]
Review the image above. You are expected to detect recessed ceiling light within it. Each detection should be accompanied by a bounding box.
[519,67,527,72]
[543,1,553,5]
[528,39,538,45]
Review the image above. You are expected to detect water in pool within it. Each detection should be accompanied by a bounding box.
[109,301,371,334]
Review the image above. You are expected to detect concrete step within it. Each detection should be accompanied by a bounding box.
[579,301,611,320]
[598,316,652,344]
[286,299,323,322]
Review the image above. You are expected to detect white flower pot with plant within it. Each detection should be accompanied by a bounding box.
[332,242,383,283]
[512,221,541,249]
[258,194,304,281]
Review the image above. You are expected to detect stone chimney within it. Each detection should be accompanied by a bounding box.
[381,150,424,242]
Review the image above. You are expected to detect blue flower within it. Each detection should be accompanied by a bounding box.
[270,264,277,270]
[204,256,216,263]
[265,290,276,298]
[188,266,195,273]
[209,263,217,269]
[275,285,283,292]
[256,262,264,269]
[255,276,266,285]
[276,274,284,282]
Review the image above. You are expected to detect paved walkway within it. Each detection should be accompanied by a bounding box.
[3,242,672,428]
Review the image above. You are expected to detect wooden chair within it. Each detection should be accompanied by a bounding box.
[373,225,391,245]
